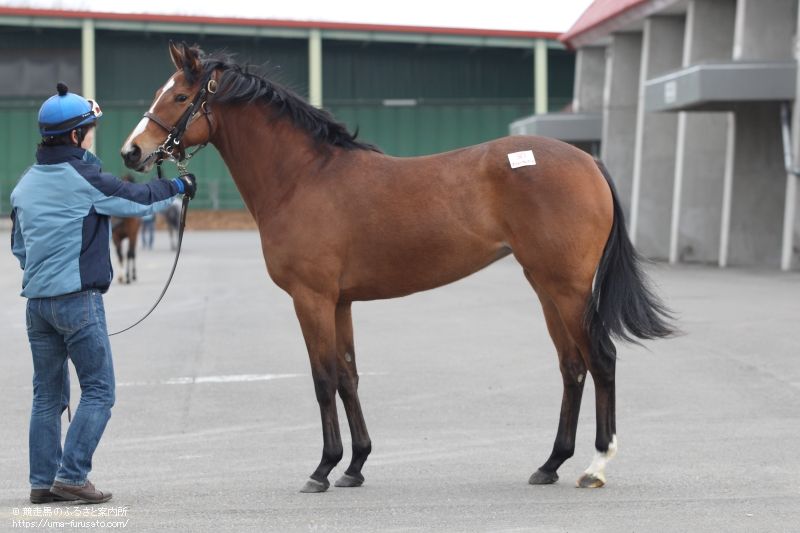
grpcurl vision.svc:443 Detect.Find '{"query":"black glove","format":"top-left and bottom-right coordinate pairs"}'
top-left (175, 174), bottom-right (197, 200)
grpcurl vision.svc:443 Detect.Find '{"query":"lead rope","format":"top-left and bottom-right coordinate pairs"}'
top-left (107, 76), bottom-right (215, 337)
top-left (108, 162), bottom-right (191, 336)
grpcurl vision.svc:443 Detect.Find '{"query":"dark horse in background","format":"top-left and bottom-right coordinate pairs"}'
top-left (121, 43), bottom-right (674, 493)
top-left (111, 174), bottom-right (142, 284)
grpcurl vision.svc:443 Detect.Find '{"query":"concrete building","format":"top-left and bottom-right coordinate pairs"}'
top-left (515, 0), bottom-right (800, 271)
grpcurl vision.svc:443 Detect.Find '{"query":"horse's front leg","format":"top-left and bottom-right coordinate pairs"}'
top-left (333, 302), bottom-right (372, 488)
top-left (293, 290), bottom-right (343, 493)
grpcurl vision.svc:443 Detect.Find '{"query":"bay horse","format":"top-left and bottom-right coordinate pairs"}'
top-left (112, 216), bottom-right (141, 284)
top-left (121, 43), bottom-right (674, 493)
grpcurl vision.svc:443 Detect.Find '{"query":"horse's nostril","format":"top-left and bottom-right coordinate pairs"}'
top-left (122, 145), bottom-right (143, 169)
top-left (127, 145), bottom-right (141, 161)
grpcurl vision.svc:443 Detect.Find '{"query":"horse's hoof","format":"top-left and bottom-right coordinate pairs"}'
top-left (334, 474), bottom-right (364, 488)
top-left (529, 469), bottom-right (558, 485)
top-left (576, 473), bottom-right (605, 488)
top-left (300, 478), bottom-right (329, 493)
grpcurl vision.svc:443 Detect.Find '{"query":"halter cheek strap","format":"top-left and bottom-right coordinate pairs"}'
top-left (146, 72), bottom-right (218, 166)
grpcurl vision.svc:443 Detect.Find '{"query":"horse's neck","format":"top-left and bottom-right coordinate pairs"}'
top-left (210, 103), bottom-right (324, 222)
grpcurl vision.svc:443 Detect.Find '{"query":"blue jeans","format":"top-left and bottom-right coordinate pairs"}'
top-left (26, 290), bottom-right (115, 489)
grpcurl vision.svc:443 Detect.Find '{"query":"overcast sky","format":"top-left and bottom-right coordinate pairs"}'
top-left (5, 0), bottom-right (595, 33)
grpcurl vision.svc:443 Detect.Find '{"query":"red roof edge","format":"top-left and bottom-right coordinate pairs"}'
top-left (559, 0), bottom-right (680, 50)
top-left (0, 7), bottom-right (561, 40)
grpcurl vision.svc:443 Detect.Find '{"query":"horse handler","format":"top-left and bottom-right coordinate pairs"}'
top-left (9, 83), bottom-right (197, 504)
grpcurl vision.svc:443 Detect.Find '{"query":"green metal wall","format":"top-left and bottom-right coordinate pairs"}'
top-left (324, 41), bottom-right (535, 100)
top-left (0, 28), bottom-right (81, 213)
top-left (0, 27), bottom-right (574, 213)
top-left (328, 104), bottom-right (531, 157)
top-left (322, 41), bottom-right (573, 156)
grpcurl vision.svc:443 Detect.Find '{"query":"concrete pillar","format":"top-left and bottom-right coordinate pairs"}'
top-left (792, 163), bottom-right (800, 268)
top-left (535, 39), bottom-right (548, 115)
top-left (733, 0), bottom-right (797, 61)
top-left (783, 97), bottom-right (799, 270)
top-left (308, 29), bottom-right (322, 108)
top-left (726, 102), bottom-right (787, 266)
top-left (572, 46), bottom-right (606, 113)
top-left (81, 18), bottom-right (95, 153)
top-left (629, 16), bottom-right (685, 258)
top-left (782, 3), bottom-right (800, 271)
top-left (600, 33), bottom-right (642, 219)
top-left (669, 0), bottom-right (737, 265)
top-left (719, 112), bottom-right (736, 267)
top-left (721, 0), bottom-right (798, 266)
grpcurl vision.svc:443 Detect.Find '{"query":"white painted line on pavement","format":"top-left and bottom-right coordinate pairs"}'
top-left (117, 373), bottom-right (303, 386)
top-left (116, 371), bottom-right (386, 387)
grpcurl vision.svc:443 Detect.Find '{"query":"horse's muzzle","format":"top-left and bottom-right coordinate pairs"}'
top-left (121, 144), bottom-right (159, 173)
top-left (121, 144), bottom-right (143, 170)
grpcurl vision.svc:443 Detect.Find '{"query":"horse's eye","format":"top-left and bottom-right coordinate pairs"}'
top-left (175, 94), bottom-right (188, 103)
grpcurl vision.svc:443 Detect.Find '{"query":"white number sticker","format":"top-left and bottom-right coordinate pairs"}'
top-left (508, 150), bottom-right (536, 168)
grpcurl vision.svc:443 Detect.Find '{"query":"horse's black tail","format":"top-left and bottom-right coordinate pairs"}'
top-left (585, 160), bottom-right (676, 361)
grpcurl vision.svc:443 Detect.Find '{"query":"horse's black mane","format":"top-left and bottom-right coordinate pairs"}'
top-left (182, 48), bottom-right (381, 153)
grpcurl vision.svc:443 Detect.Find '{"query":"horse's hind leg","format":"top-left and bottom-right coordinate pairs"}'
top-left (577, 331), bottom-right (616, 488)
top-left (332, 302), bottom-right (372, 488)
top-left (293, 289), bottom-right (344, 493)
top-left (526, 272), bottom-right (587, 485)
top-left (527, 272), bottom-right (618, 488)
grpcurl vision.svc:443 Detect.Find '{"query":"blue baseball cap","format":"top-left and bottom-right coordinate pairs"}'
top-left (38, 82), bottom-right (103, 135)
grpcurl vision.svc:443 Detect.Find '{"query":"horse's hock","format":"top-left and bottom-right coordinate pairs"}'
top-left (155, 209), bottom-right (257, 231)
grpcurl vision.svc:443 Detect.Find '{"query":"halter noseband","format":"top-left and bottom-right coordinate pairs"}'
top-left (145, 72), bottom-right (218, 174)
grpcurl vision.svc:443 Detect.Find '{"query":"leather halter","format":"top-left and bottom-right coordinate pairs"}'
top-left (145, 71), bottom-right (218, 166)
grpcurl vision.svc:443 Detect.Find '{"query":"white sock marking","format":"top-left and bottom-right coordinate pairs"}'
top-left (583, 434), bottom-right (617, 482)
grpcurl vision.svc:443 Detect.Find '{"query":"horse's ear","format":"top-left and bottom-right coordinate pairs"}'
top-left (169, 41), bottom-right (182, 71)
top-left (181, 41), bottom-right (202, 76)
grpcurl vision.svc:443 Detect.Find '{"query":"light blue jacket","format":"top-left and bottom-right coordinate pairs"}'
top-left (11, 145), bottom-right (182, 298)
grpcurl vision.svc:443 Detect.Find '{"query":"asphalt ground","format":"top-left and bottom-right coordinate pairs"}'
top-left (0, 229), bottom-right (798, 532)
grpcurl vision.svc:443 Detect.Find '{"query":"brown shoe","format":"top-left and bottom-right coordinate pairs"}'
top-left (50, 480), bottom-right (112, 503)
top-left (30, 489), bottom-right (78, 504)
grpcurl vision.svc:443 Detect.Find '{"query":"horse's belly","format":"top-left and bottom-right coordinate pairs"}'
top-left (338, 240), bottom-right (512, 301)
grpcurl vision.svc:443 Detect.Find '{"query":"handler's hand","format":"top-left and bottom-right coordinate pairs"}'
top-left (177, 174), bottom-right (197, 200)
